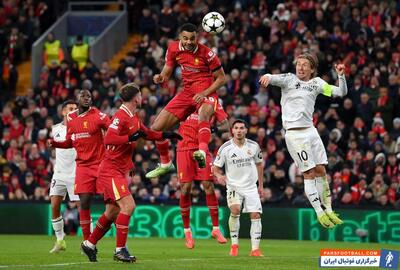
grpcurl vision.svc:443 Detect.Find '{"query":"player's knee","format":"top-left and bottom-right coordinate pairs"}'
top-left (250, 212), bottom-right (261, 219)
top-left (303, 168), bottom-right (316, 179)
top-left (230, 206), bottom-right (240, 216)
top-left (202, 181), bottom-right (214, 194)
top-left (315, 165), bottom-right (326, 177)
top-left (181, 183), bottom-right (192, 195)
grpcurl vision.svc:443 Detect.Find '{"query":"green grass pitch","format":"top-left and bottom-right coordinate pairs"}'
top-left (0, 235), bottom-right (398, 270)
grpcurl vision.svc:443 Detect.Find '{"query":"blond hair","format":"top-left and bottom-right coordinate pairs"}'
top-left (295, 53), bottom-right (318, 77)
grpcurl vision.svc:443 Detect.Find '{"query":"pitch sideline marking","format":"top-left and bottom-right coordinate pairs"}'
top-left (0, 256), bottom-right (319, 268)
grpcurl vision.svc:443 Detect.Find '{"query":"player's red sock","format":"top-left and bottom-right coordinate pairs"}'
top-left (198, 121), bottom-right (211, 153)
top-left (79, 209), bottom-right (91, 240)
top-left (88, 213), bottom-right (113, 245)
top-left (180, 193), bottom-right (191, 229)
top-left (156, 139), bottom-right (171, 164)
top-left (115, 213), bottom-right (131, 248)
top-left (206, 193), bottom-right (219, 227)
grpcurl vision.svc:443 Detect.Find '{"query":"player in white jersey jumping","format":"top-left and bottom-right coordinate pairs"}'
top-left (49, 100), bottom-right (79, 253)
top-left (213, 119), bottom-right (264, 257)
top-left (259, 53), bottom-right (347, 229)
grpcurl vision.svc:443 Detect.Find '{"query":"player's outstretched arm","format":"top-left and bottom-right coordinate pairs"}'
top-left (321, 64), bottom-right (348, 98)
top-left (48, 137), bottom-right (73, 149)
top-left (140, 123), bottom-right (182, 141)
top-left (153, 65), bottom-right (173, 84)
top-left (259, 73), bottom-right (290, 88)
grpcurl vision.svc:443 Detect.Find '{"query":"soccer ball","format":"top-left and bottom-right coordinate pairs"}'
top-left (202, 12), bottom-right (225, 34)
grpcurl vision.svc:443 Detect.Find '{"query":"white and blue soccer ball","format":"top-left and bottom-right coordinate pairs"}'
top-left (202, 12), bottom-right (225, 34)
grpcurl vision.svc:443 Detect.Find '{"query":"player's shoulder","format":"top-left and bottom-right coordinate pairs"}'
top-left (219, 139), bottom-right (233, 153)
top-left (246, 139), bottom-right (260, 148)
top-left (92, 107), bottom-right (108, 120)
top-left (67, 109), bottom-right (79, 121)
top-left (52, 122), bottom-right (64, 131)
top-left (167, 40), bottom-right (180, 51)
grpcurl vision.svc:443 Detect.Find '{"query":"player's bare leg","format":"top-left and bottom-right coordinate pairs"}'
top-left (202, 181), bottom-right (227, 244)
top-left (82, 202), bottom-right (120, 262)
top-left (194, 103), bottom-right (214, 168)
top-left (146, 109), bottom-right (179, 178)
top-left (50, 195), bottom-right (66, 253)
top-left (78, 193), bottom-right (94, 240)
top-left (249, 212), bottom-right (263, 257)
top-left (228, 204), bottom-right (240, 256)
top-left (303, 169), bottom-right (335, 229)
top-left (180, 182), bottom-right (194, 249)
top-left (114, 195), bottom-right (136, 263)
top-left (315, 165), bottom-right (343, 225)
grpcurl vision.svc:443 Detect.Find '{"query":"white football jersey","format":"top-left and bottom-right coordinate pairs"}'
top-left (214, 139), bottom-right (263, 190)
top-left (52, 123), bottom-right (76, 183)
top-left (267, 73), bottom-right (347, 129)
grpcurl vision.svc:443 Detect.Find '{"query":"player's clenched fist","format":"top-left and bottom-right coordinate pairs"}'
top-left (153, 74), bottom-right (165, 84)
top-left (258, 74), bottom-right (270, 87)
top-left (47, 139), bottom-right (54, 148)
top-left (334, 64), bottom-right (345, 76)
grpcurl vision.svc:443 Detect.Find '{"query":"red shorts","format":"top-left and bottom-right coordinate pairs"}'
top-left (75, 165), bottom-right (102, 194)
top-left (165, 90), bottom-right (218, 121)
top-left (177, 150), bottom-right (213, 182)
top-left (98, 167), bottom-right (131, 202)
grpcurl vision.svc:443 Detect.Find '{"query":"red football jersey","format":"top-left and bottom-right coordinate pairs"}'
top-left (165, 41), bottom-right (222, 93)
top-left (101, 105), bottom-right (141, 174)
top-left (66, 107), bottom-right (111, 166)
top-left (177, 102), bottom-right (227, 151)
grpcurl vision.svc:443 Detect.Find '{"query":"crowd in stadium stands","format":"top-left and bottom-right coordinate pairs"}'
top-left (0, 0), bottom-right (399, 209)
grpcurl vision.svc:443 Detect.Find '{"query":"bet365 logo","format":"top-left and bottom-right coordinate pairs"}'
top-left (298, 209), bottom-right (400, 243)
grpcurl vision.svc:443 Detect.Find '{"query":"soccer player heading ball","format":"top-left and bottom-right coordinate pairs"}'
top-left (259, 53), bottom-right (347, 229)
top-left (146, 23), bottom-right (226, 179)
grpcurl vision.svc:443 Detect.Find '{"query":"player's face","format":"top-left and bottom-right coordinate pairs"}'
top-left (296, 58), bottom-right (314, 81)
top-left (232, 123), bottom-right (247, 139)
top-left (78, 90), bottom-right (92, 108)
top-left (62, 103), bottom-right (77, 117)
top-left (179, 31), bottom-right (197, 51)
top-left (134, 92), bottom-right (142, 107)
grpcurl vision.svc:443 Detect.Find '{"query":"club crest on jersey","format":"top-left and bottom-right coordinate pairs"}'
top-left (109, 118), bottom-right (119, 130)
top-left (194, 58), bottom-right (199, 65)
top-left (121, 185), bottom-right (126, 192)
top-left (83, 121), bottom-right (88, 129)
top-left (247, 150), bottom-right (252, 156)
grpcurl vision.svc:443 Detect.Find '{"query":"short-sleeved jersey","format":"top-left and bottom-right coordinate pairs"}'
top-left (268, 73), bottom-right (331, 130)
top-left (213, 139), bottom-right (263, 190)
top-left (67, 107), bottom-right (110, 166)
top-left (52, 122), bottom-right (76, 182)
top-left (165, 41), bottom-right (222, 92)
top-left (102, 104), bottom-right (141, 174)
top-left (177, 102), bottom-right (227, 151)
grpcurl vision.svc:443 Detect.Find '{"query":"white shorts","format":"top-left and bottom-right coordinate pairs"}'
top-left (226, 187), bottom-right (262, 213)
top-left (284, 126), bottom-right (328, 172)
top-left (49, 178), bottom-right (79, 201)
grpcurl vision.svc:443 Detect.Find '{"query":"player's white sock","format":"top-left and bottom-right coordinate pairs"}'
top-left (52, 216), bottom-right (65, 241)
top-left (212, 226), bottom-right (220, 231)
top-left (315, 176), bottom-right (333, 213)
top-left (184, 228), bottom-right (191, 233)
top-left (161, 161), bottom-right (172, 168)
top-left (250, 218), bottom-right (262, 251)
top-left (304, 179), bottom-right (324, 216)
top-left (229, 214), bottom-right (240, 245)
top-left (90, 219), bottom-right (94, 233)
top-left (84, 240), bottom-right (95, 249)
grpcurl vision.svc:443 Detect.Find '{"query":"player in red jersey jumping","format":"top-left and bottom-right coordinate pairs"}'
top-left (48, 89), bottom-right (111, 241)
top-left (177, 101), bottom-right (229, 249)
top-left (80, 83), bottom-right (181, 263)
top-left (146, 23), bottom-right (226, 179)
